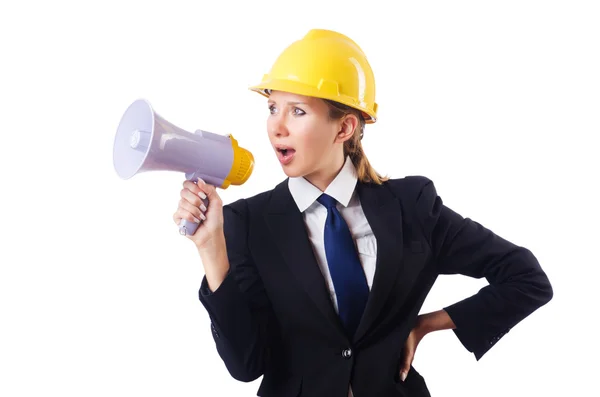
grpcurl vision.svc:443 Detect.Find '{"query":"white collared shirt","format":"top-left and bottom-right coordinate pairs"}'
top-left (287, 156), bottom-right (378, 320)
top-left (288, 157), bottom-right (377, 397)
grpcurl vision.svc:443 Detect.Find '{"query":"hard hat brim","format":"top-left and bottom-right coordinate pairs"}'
top-left (249, 78), bottom-right (377, 124)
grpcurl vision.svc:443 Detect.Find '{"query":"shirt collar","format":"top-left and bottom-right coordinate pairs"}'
top-left (288, 156), bottom-right (358, 212)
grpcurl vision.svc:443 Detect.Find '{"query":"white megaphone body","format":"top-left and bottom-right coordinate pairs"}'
top-left (113, 99), bottom-right (254, 236)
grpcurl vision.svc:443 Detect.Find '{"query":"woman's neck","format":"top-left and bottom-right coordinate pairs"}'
top-left (304, 153), bottom-right (345, 192)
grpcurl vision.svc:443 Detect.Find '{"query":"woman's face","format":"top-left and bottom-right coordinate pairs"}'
top-left (267, 90), bottom-right (347, 181)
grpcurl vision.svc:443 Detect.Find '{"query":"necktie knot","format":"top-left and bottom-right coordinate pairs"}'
top-left (317, 193), bottom-right (338, 209)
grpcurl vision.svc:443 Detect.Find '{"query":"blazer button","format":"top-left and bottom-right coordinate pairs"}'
top-left (342, 348), bottom-right (352, 359)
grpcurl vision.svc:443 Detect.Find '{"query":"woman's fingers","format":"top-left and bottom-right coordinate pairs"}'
top-left (175, 178), bottom-right (225, 243)
top-left (399, 328), bottom-right (420, 382)
top-left (399, 346), bottom-right (413, 382)
top-left (173, 207), bottom-right (199, 225)
top-left (192, 179), bottom-right (223, 219)
top-left (173, 183), bottom-right (209, 226)
top-left (181, 198), bottom-right (206, 222)
top-left (182, 178), bottom-right (220, 209)
top-left (399, 324), bottom-right (428, 382)
top-left (173, 199), bottom-right (205, 223)
top-left (196, 178), bottom-right (220, 202)
top-left (184, 181), bottom-right (205, 198)
top-left (180, 186), bottom-right (207, 212)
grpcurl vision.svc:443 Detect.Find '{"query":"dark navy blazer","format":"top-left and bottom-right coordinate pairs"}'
top-left (198, 175), bottom-right (553, 397)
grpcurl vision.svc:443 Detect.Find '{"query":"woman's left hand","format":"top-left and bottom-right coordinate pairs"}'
top-left (399, 316), bottom-right (428, 382)
top-left (398, 309), bottom-right (456, 382)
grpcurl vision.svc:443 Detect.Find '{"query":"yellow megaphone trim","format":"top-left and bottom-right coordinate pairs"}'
top-left (221, 134), bottom-right (255, 189)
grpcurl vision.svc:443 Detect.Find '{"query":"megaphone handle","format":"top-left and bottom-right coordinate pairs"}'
top-left (178, 196), bottom-right (209, 236)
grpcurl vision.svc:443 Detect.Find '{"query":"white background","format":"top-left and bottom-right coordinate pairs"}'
top-left (1, 1), bottom-right (598, 396)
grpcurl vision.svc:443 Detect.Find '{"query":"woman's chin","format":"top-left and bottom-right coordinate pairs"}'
top-left (280, 162), bottom-right (304, 178)
top-left (282, 167), bottom-right (301, 178)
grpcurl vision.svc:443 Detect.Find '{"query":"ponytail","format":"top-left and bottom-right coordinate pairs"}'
top-left (324, 100), bottom-right (389, 184)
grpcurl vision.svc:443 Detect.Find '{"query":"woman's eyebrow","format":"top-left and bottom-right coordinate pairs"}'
top-left (287, 101), bottom-right (307, 105)
top-left (268, 100), bottom-right (308, 106)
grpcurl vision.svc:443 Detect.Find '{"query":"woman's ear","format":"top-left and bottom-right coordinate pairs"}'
top-left (335, 114), bottom-right (358, 143)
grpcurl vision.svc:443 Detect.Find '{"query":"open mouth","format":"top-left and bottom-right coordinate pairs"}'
top-left (275, 145), bottom-right (296, 164)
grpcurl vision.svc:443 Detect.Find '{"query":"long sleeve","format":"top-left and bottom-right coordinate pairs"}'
top-left (413, 176), bottom-right (553, 360)
top-left (198, 199), bottom-right (274, 382)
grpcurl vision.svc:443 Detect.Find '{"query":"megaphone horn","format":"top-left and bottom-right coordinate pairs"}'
top-left (113, 99), bottom-right (254, 236)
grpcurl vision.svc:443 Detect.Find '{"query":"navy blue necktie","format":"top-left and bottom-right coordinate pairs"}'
top-left (317, 193), bottom-right (369, 337)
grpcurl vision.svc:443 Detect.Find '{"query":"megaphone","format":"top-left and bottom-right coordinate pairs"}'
top-left (113, 98), bottom-right (254, 236)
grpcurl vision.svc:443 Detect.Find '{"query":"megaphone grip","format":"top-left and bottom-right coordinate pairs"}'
top-left (178, 196), bottom-right (209, 236)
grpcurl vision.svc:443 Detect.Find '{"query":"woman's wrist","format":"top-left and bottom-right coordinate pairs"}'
top-left (195, 226), bottom-right (226, 254)
top-left (417, 309), bottom-right (456, 335)
top-left (197, 232), bottom-right (230, 292)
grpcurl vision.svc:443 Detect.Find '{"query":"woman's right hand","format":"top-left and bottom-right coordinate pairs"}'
top-left (173, 178), bottom-right (224, 250)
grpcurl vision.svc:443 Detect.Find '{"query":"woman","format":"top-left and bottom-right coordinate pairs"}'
top-left (172, 29), bottom-right (553, 397)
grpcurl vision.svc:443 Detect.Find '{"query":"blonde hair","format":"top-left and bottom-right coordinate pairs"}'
top-left (324, 99), bottom-right (389, 184)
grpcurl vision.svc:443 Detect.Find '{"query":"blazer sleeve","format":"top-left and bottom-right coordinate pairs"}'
top-left (412, 176), bottom-right (553, 360)
top-left (198, 198), bottom-right (274, 382)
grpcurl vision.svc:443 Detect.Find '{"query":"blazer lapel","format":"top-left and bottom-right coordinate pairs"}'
top-left (263, 179), bottom-right (422, 344)
top-left (353, 182), bottom-right (405, 343)
top-left (264, 180), bottom-right (345, 335)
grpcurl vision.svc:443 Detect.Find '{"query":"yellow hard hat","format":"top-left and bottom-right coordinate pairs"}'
top-left (249, 29), bottom-right (378, 123)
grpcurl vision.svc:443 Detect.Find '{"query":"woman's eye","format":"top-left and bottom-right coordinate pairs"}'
top-left (293, 107), bottom-right (305, 116)
top-left (268, 105), bottom-right (277, 114)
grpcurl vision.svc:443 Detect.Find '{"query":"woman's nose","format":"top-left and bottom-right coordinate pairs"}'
top-left (268, 116), bottom-right (289, 137)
